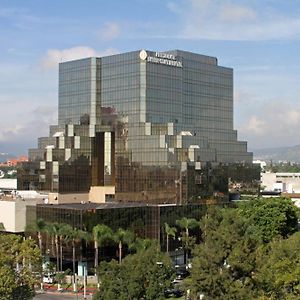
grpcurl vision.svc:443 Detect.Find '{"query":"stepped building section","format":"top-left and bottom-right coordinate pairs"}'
top-left (18, 50), bottom-right (254, 204)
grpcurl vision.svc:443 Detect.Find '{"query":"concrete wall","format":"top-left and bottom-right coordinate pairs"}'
top-left (48, 192), bottom-right (89, 204)
top-left (89, 186), bottom-right (115, 203)
top-left (0, 178), bottom-right (17, 190)
top-left (48, 188), bottom-right (116, 204)
top-left (0, 200), bottom-right (26, 232)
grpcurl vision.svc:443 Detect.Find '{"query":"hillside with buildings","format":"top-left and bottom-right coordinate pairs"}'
top-left (254, 144), bottom-right (300, 162)
top-left (0, 152), bottom-right (16, 163)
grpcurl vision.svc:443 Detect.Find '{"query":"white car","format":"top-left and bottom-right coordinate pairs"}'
top-left (43, 274), bottom-right (55, 284)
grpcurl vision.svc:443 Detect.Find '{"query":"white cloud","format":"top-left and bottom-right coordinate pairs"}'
top-left (166, 2), bottom-right (181, 14)
top-left (242, 116), bottom-right (266, 135)
top-left (167, 0), bottom-right (300, 41)
top-left (0, 104), bottom-right (57, 154)
top-left (278, 110), bottom-right (300, 126)
top-left (238, 100), bottom-right (300, 148)
top-left (39, 46), bottom-right (119, 70)
top-left (234, 89), bottom-right (257, 104)
top-left (0, 125), bottom-right (24, 142)
top-left (0, 7), bottom-right (30, 18)
top-left (32, 105), bottom-right (57, 124)
top-left (97, 22), bottom-right (120, 40)
top-left (219, 3), bottom-right (256, 23)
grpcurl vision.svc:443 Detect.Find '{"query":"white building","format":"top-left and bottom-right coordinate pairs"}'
top-left (0, 178), bottom-right (17, 193)
top-left (261, 172), bottom-right (300, 193)
top-left (253, 160), bottom-right (267, 170)
top-left (0, 198), bottom-right (37, 233)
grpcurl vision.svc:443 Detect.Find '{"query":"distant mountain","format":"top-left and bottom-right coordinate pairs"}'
top-left (0, 153), bottom-right (16, 163)
top-left (253, 145), bottom-right (300, 162)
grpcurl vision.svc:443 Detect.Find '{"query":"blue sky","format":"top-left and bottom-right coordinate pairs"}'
top-left (1, 0), bottom-right (300, 155)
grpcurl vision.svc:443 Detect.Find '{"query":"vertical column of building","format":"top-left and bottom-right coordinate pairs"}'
top-left (90, 57), bottom-right (96, 125)
top-left (92, 132), bottom-right (104, 186)
top-left (111, 132), bottom-right (115, 185)
top-left (140, 59), bottom-right (146, 123)
top-left (104, 132), bottom-right (111, 185)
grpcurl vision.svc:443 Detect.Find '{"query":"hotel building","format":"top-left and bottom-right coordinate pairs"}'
top-left (18, 50), bottom-right (254, 205)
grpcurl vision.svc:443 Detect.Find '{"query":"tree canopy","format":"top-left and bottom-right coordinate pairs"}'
top-left (94, 243), bottom-right (175, 300)
top-left (256, 232), bottom-right (300, 299)
top-left (238, 197), bottom-right (298, 243)
top-left (189, 198), bottom-right (300, 300)
top-left (0, 234), bottom-right (41, 300)
top-left (3, 197), bottom-right (297, 299)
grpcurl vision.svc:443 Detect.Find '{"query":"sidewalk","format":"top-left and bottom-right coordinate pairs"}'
top-left (34, 291), bottom-right (93, 299)
top-left (35, 284), bottom-right (96, 298)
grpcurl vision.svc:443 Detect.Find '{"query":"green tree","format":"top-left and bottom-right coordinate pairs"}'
top-left (176, 217), bottom-right (199, 263)
top-left (130, 237), bottom-right (156, 252)
top-left (0, 222), bottom-right (5, 231)
top-left (176, 217), bottom-right (199, 238)
top-left (92, 224), bottom-right (113, 287)
top-left (26, 218), bottom-right (46, 253)
top-left (63, 225), bottom-right (90, 291)
top-left (113, 228), bottom-right (134, 264)
top-left (94, 243), bottom-right (174, 300)
top-left (190, 207), bottom-right (258, 300)
top-left (256, 232), bottom-right (300, 299)
top-left (44, 261), bottom-right (56, 276)
top-left (55, 268), bottom-right (71, 291)
top-left (46, 222), bottom-right (62, 272)
top-left (0, 234), bottom-right (42, 299)
top-left (25, 218), bottom-right (47, 290)
top-left (185, 198), bottom-right (300, 299)
top-left (73, 228), bottom-right (89, 274)
top-left (58, 223), bottom-right (74, 272)
top-left (164, 222), bottom-right (177, 254)
top-left (238, 197), bottom-right (299, 243)
top-left (0, 266), bottom-right (16, 300)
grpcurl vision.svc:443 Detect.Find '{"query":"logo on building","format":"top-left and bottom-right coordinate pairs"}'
top-left (139, 50), bottom-right (183, 68)
top-left (139, 50), bottom-right (148, 60)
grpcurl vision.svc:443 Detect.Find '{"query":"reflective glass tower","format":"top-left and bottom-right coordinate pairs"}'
top-left (18, 50), bottom-right (254, 204)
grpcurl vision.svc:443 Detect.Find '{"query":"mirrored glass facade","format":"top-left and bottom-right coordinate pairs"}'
top-left (18, 50), bottom-right (255, 203)
top-left (34, 202), bottom-right (211, 254)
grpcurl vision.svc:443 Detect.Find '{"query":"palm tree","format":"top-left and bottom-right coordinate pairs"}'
top-left (0, 222), bottom-right (5, 231)
top-left (176, 217), bottom-right (199, 237)
top-left (113, 228), bottom-right (134, 264)
top-left (57, 223), bottom-right (72, 272)
top-left (164, 223), bottom-right (177, 254)
top-left (176, 217), bottom-right (199, 263)
top-left (63, 226), bottom-right (89, 275)
top-left (26, 218), bottom-right (47, 290)
top-left (26, 218), bottom-right (46, 254)
top-left (57, 224), bottom-right (72, 269)
top-left (131, 237), bottom-right (157, 252)
top-left (92, 224), bottom-right (113, 286)
top-left (62, 225), bottom-right (86, 292)
top-left (46, 222), bottom-right (62, 272)
top-left (80, 229), bottom-right (92, 260)
top-left (55, 268), bottom-right (71, 291)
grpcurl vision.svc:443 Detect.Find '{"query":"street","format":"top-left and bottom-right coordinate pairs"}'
top-left (34, 292), bottom-right (93, 300)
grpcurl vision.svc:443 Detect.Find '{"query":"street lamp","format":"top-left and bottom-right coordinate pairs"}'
top-left (76, 278), bottom-right (79, 300)
top-left (83, 265), bottom-right (87, 300)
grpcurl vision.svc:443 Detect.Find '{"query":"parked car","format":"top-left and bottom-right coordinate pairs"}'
top-left (175, 267), bottom-right (190, 280)
top-left (164, 287), bottom-right (184, 298)
top-left (43, 273), bottom-right (56, 284)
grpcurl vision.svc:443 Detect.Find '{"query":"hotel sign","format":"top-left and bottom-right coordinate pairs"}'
top-left (139, 50), bottom-right (183, 68)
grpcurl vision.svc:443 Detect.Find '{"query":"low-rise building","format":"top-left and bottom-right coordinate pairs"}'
top-left (261, 172), bottom-right (300, 193)
top-left (0, 198), bottom-right (37, 232)
top-left (0, 178), bottom-right (17, 194)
